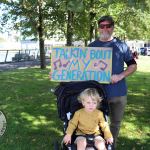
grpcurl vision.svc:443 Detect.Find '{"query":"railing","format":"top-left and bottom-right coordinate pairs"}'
top-left (0, 49), bottom-right (50, 63)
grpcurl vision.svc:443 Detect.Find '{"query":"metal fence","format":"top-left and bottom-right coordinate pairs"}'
top-left (0, 49), bottom-right (50, 63)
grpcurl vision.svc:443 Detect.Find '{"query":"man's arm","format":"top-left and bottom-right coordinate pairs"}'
top-left (111, 64), bottom-right (137, 84)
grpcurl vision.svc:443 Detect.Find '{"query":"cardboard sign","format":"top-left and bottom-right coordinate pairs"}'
top-left (51, 47), bottom-right (112, 83)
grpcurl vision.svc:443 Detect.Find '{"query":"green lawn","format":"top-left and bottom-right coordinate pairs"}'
top-left (0, 56), bottom-right (150, 150)
top-left (118, 56), bottom-right (150, 150)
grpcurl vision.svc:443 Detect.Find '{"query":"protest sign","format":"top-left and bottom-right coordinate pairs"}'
top-left (51, 47), bottom-right (112, 83)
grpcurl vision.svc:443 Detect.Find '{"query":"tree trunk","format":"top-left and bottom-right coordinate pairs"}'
top-left (66, 10), bottom-right (74, 46)
top-left (89, 0), bottom-right (96, 42)
top-left (38, 2), bottom-right (46, 69)
top-left (84, 39), bottom-right (88, 46)
top-left (89, 12), bottom-right (96, 42)
top-left (89, 23), bottom-right (94, 42)
top-left (39, 32), bottom-right (45, 69)
top-left (95, 27), bottom-right (98, 39)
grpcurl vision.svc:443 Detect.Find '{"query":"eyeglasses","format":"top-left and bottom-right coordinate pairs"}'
top-left (99, 24), bottom-right (113, 29)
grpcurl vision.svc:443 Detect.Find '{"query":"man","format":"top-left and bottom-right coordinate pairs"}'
top-left (88, 15), bottom-right (137, 149)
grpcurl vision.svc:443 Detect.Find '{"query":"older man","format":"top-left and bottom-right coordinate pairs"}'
top-left (89, 15), bottom-right (137, 149)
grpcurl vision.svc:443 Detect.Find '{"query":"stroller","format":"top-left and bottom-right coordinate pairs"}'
top-left (53, 80), bottom-right (114, 150)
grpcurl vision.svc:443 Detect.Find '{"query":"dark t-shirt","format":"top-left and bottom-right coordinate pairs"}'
top-left (88, 38), bottom-right (133, 99)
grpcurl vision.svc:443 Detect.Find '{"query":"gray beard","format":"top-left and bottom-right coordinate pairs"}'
top-left (100, 33), bottom-right (112, 41)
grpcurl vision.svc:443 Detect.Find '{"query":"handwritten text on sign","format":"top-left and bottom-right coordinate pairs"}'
top-left (51, 47), bottom-right (112, 83)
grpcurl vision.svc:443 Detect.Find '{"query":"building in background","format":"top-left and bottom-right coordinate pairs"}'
top-left (126, 40), bottom-right (145, 53)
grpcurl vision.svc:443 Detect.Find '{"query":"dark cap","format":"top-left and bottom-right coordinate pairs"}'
top-left (98, 15), bottom-right (114, 26)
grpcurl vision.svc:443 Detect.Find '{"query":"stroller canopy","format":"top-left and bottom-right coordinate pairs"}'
top-left (54, 80), bottom-right (107, 121)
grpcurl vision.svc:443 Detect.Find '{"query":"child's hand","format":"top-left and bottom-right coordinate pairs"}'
top-left (63, 134), bottom-right (71, 145)
top-left (106, 137), bottom-right (113, 144)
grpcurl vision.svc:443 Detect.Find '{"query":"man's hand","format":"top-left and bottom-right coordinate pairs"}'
top-left (111, 74), bottom-right (124, 84)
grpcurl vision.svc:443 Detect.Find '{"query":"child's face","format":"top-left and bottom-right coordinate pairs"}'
top-left (82, 96), bottom-right (98, 112)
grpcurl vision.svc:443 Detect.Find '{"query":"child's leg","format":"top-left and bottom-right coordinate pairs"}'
top-left (75, 136), bottom-right (87, 150)
top-left (94, 136), bottom-right (106, 150)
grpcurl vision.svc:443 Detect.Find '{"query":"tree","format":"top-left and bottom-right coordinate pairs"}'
top-left (72, 0), bottom-right (150, 43)
top-left (104, 0), bottom-right (150, 40)
top-left (49, 0), bottom-right (84, 46)
top-left (0, 0), bottom-right (54, 69)
top-left (1, 0), bottom-right (150, 61)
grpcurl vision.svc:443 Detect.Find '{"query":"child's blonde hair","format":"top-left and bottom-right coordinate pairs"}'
top-left (78, 88), bottom-right (102, 104)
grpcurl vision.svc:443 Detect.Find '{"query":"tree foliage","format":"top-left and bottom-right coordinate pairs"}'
top-left (0, 0), bottom-right (150, 68)
top-left (1, 0), bottom-right (150, 40)
top-left (1, 0), bottom-right (55, 69)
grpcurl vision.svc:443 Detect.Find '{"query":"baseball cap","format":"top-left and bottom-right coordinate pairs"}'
top-left (98, 15), bottom-right (115, 26)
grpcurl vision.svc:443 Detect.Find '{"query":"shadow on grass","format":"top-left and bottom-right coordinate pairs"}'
top-left (0, 69), bottom-right (149, 149)
top-left (0, 68), bottom-right (62, 150)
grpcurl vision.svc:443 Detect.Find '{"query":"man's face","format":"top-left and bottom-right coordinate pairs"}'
top-left (98, 21), bottom-right (114, 41)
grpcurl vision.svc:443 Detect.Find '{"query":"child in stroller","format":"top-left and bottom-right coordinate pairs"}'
top-left (63, 88), bottom-right (113, 150)
top-left (54, 81), bottom-right (114, 150)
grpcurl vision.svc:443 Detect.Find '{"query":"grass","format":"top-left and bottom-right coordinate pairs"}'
top-left (0, 69), bottom-right (62, 150)
top-left (0, 55), bottom-right (150, 150)
top-left (118, 56), bottom-right (150, 150)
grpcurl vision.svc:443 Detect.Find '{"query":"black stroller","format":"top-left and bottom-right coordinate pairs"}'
top-left (53, 80), bottom-right (114, 150)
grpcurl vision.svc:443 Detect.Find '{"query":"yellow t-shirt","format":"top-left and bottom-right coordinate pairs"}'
top-left (66, 108), bottom-right (112, 139)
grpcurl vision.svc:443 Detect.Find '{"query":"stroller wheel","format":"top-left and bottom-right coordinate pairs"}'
top-left (60, 142), bottom-right (68, 150)
top-left (54, 141), bottom-right (59, 150)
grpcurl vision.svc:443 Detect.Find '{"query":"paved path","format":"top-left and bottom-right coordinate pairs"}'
top-left (0, 59), bottom-right (50, 72)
